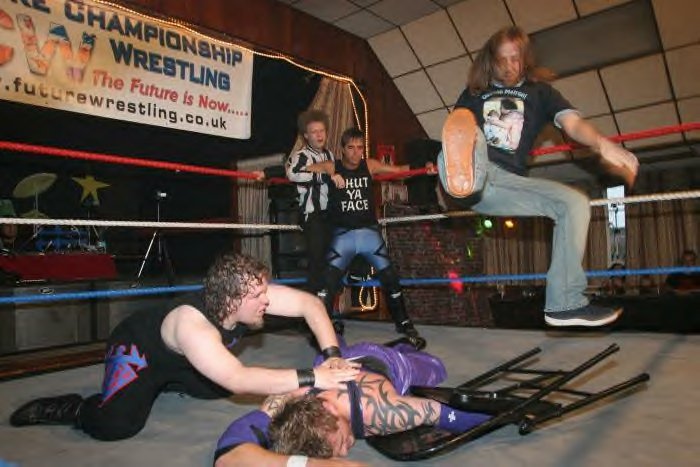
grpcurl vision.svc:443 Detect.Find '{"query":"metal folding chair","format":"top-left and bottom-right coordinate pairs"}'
top-left (366, 344), bottom-right (650, 461)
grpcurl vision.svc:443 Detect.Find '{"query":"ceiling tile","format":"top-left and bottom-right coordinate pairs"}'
top-left (394, 70), bottom-right (444, 113)
top-left (402, 10), bottom-right (466, 66)
top-left (552, 71), bottom-right (610, 117)
top-left (665, 44), bottom-right (700, 99)
top-left (600, 54), bottom-right (671, 111)
top-left (575, 0), bottom-right (633, 16)
top-left (425, 56), bottom-right (471, 106)
top-left (677, 97), bottom-right (700, 140)
top-left (505, 0), bottom-right (577, 33)
top-left (417, 108), bottom-right (450, 140)
top-left (643, 156), bottom-right (700, 173)
top-left (449, 0), bottom-right (512, 52)
top-left (336, 10), bottom-right (394, 38)
top-left (434, 0), bottom-right (463, 6)
top-left (531, 123), bottom-right (569, 164)
top-left (350, 0), bottom-right (381, 6)
top-left (587, 114), bottom-right (620, 138)
top-left (368, 28), bottom-right (421, 77)
top-left (293, 0), bottom-right (360, 22)
top-left (615, 102), bottom-right (681, 149)
top-left (652, 0), bottom-right (700, 49)
top-left (369, 0), bottom-right (441, 26)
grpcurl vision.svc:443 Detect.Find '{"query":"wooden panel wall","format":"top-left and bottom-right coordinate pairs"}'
top-left (124, 0), bottom-right (427, 162)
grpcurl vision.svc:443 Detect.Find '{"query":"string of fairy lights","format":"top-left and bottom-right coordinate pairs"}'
top-left (96, 0), bottom-right (370, 156)
top-left (93, 0), bottom-right (375, 309)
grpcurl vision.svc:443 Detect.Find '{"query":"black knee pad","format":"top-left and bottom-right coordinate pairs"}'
top-left (376, 266), bottom-right (401, 296)
top-left (324, 266), bottom-right (345, 295)
top-left (317, 266), bottom-right (345, 312)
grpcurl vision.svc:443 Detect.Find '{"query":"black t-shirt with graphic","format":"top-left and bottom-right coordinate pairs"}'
top-left (328, 159), bottom-right (376, 229)
top-left (455, 81), bottom-right (574, 175)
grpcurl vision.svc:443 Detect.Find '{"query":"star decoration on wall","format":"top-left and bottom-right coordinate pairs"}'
top-left (72, 175), bottom-right (110, 205)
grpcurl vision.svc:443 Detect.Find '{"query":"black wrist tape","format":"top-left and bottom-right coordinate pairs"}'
top-left (296, 368), bottom-right (315, 387)
top-left (321, 346), bottom-right (342, 360)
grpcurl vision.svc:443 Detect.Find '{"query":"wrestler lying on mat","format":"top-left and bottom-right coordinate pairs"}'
top-left (214, 341), bottom-right (491, 466)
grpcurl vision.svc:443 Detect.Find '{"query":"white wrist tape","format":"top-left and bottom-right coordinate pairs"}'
top-left (287, 455), bottom-right (309, 467)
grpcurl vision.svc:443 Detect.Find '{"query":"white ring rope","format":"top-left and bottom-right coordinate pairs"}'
top-left (587, 190), bottom-right (700, 207)
top-left (380, 189), bottom-right (700, 225)
top-left (1, 218), bottom-right (302, 231)
top-left (2, 190), bottom-right (697, 230)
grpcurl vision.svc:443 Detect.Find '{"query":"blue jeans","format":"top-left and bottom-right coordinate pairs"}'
top-left (438, 134), bottom-right (591, 313)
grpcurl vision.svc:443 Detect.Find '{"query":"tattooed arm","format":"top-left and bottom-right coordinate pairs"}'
top-left (352, 373), bottom-right (441, 436)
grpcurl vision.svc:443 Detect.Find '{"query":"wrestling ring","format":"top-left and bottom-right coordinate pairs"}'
top-left (0, 122), bottom-right (698, 466)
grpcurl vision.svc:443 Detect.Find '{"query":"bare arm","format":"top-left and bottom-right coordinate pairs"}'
top-left (559, 113), bottom-right (639, 187)
top-left (366, 158), bottom-right (435, 176)
top-left (306, 161), bottom-right (345, 188)
top-left (265, 284), bottom-right (341, 353)
top-left (305, 160), bottom-right (336, 175)
top-left (173, 307), bottom-right (357, 393)
top-left (366, 158), bottom-right (409, 175)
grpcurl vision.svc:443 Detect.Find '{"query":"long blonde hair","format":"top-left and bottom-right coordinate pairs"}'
top-left (468, 26), bottom-right (555, 94)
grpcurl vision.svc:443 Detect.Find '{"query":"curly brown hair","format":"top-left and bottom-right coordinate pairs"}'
top-left (468, 25), bottom-right (555, 94)
top-left (202, 253), bottom-right (269, 327)
top-left (268, 395), bottom-right (338, 458)
top-left (297, 109), bottom-right (329, 135)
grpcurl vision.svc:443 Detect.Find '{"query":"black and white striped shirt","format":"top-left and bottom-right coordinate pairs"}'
top-left (285, 145), bottom-right (335, 218)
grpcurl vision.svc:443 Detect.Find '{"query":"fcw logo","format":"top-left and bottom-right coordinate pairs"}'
top-left (0, 8), bottom-right (95, 82)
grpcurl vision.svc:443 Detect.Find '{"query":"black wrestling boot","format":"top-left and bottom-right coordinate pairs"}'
top-left (10, 394), bottom-right (84, 427)
top-left (385, 290), bottom-right (427, 350)
top-left (398, 321), bottom-right (427, 350)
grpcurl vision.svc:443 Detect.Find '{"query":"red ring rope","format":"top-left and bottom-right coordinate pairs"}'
top-left (1, 122), bottom-right (698, 182)
top-left (0, 141), bottom-right (258, 180)
top-left (376, 121), bottom-right (700, 180)
top-left (529, 122), bottom-right (700, 156)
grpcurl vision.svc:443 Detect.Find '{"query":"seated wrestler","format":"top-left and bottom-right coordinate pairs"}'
top-left (214, 342), bottom-right (491, 465)
top-left (303, 128), bottom-right (436, 349)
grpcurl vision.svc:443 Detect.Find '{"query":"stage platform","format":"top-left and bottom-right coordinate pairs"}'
top-left (0, 321), bottom-right (697, 466)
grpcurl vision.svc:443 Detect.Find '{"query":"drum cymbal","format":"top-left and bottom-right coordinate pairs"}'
top-left (13, 173), bottom-right (57, 198)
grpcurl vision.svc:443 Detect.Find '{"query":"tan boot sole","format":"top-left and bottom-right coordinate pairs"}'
top-left (442, 108), bottom-right (477, 198)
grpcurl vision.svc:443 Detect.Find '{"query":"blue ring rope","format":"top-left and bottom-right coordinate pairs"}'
top-left (0, 266), bottom-right (697, 305)
top-left (355, 266), bottom-right (700, 287)
top-left (0, 285), bottom-right (203, 305)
